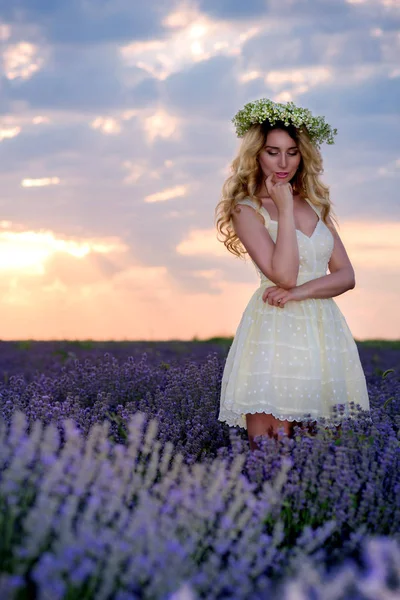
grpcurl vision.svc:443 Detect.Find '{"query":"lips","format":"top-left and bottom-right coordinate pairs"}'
top-left (276, 172), bottom-right (289, 177)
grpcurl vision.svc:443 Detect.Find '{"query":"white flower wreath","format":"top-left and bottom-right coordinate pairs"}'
top-left (232, 98), bottom-right (337, 147)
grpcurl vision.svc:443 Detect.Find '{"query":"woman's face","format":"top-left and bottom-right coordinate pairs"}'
top-left (258, 128), bottom-right (302, 184)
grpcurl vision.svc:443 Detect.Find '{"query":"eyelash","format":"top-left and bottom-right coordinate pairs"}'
top-left (267, 151), bottom-right (298, 156)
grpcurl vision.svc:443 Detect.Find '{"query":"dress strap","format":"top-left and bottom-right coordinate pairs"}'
top-left (304, 197), bottom-right (322, 218)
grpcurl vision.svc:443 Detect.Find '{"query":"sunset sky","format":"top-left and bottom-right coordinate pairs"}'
top-left (0, 0), bottom-right (399, 341)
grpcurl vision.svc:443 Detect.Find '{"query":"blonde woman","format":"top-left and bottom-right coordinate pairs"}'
top-left (215, 99), bottom-right (371, 451)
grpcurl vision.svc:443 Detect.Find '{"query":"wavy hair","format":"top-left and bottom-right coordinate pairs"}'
top-left (215, 120), bottom-right (339, 259)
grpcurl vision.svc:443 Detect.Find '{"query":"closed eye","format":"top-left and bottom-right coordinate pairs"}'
top-left (267, 151), bottom-right (299, 156)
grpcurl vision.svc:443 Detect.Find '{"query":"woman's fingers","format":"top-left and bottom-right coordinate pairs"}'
top-left (263, 290), bottom-right (285, 307)
top-left (265, 173), bottom-right (274, 195)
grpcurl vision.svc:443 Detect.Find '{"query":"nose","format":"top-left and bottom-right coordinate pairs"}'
top-left (278, 153), bottom-right (287, 169)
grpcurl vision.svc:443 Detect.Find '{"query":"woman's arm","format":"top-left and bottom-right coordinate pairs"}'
top-left (272, 205), bottom-right (300, 288)
top-left (295, 269), bottom-right (355, 300)
top-left (232, 205), bottom-right (299, 289)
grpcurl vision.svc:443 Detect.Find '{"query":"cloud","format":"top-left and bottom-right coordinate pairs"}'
top-left (196, 0), bottom-right (270, 20)
top-left (164, 54), bottom-right (238, 118)
top-left (197, 0), bottom-right (360, 27)
top-left (241, 27), bottom-right (385, 70)
top-left (2, 0), bottom-right (176, 44)
top-left (42, 249), bottom-right (126, 286)
top-left (300, 72), bottom-right (400, 116)
top-left (0, 0), bottom-right (399, 340)
top-left (7, 44), bottom-right (128, 110)
top-left (0, 120), bottom-right (100, 174)
top-left (119, 11), bottom-right (261, 81)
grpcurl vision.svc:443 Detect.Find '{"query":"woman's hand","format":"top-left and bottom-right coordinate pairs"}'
top-left (265, 173), bottom-right (293, 214)
top-left (262, 285), bottom-right (308, 307)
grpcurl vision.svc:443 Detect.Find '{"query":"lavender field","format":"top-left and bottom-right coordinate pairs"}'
top-left (0, 339), bottom-right (399, 600)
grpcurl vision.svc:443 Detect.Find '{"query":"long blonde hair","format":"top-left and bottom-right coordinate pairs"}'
top-left (215, 120), bottom-right (339, 259)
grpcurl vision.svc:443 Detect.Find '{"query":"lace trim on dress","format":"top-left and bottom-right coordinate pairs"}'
top-left (220, 408), bottom-right (373, 429)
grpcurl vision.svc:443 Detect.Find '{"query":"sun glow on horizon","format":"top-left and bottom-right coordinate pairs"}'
top-left (0, 227), bottom-right (129, 274)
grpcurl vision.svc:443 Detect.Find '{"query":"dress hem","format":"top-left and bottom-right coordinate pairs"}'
top-left (218, 408), bottom-right (373, 430)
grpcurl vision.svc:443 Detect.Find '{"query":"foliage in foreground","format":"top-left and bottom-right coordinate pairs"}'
top-left (0, 345), bottom-right (399, 598)
top-left (0, 404), bottom-right (399, 599)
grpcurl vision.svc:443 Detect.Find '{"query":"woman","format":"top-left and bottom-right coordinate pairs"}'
top-left (215, 99), bottom-right (371, 451)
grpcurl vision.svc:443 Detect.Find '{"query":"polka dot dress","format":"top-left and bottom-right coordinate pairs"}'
top-left (218, 197), bottom-right (371, 430)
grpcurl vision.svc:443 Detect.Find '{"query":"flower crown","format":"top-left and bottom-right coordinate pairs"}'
top-left (232, 98), bottom-right (337, 147)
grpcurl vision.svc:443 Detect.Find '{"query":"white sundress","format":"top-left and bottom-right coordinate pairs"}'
top-left (218, 196), bottom-right (371, 430)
